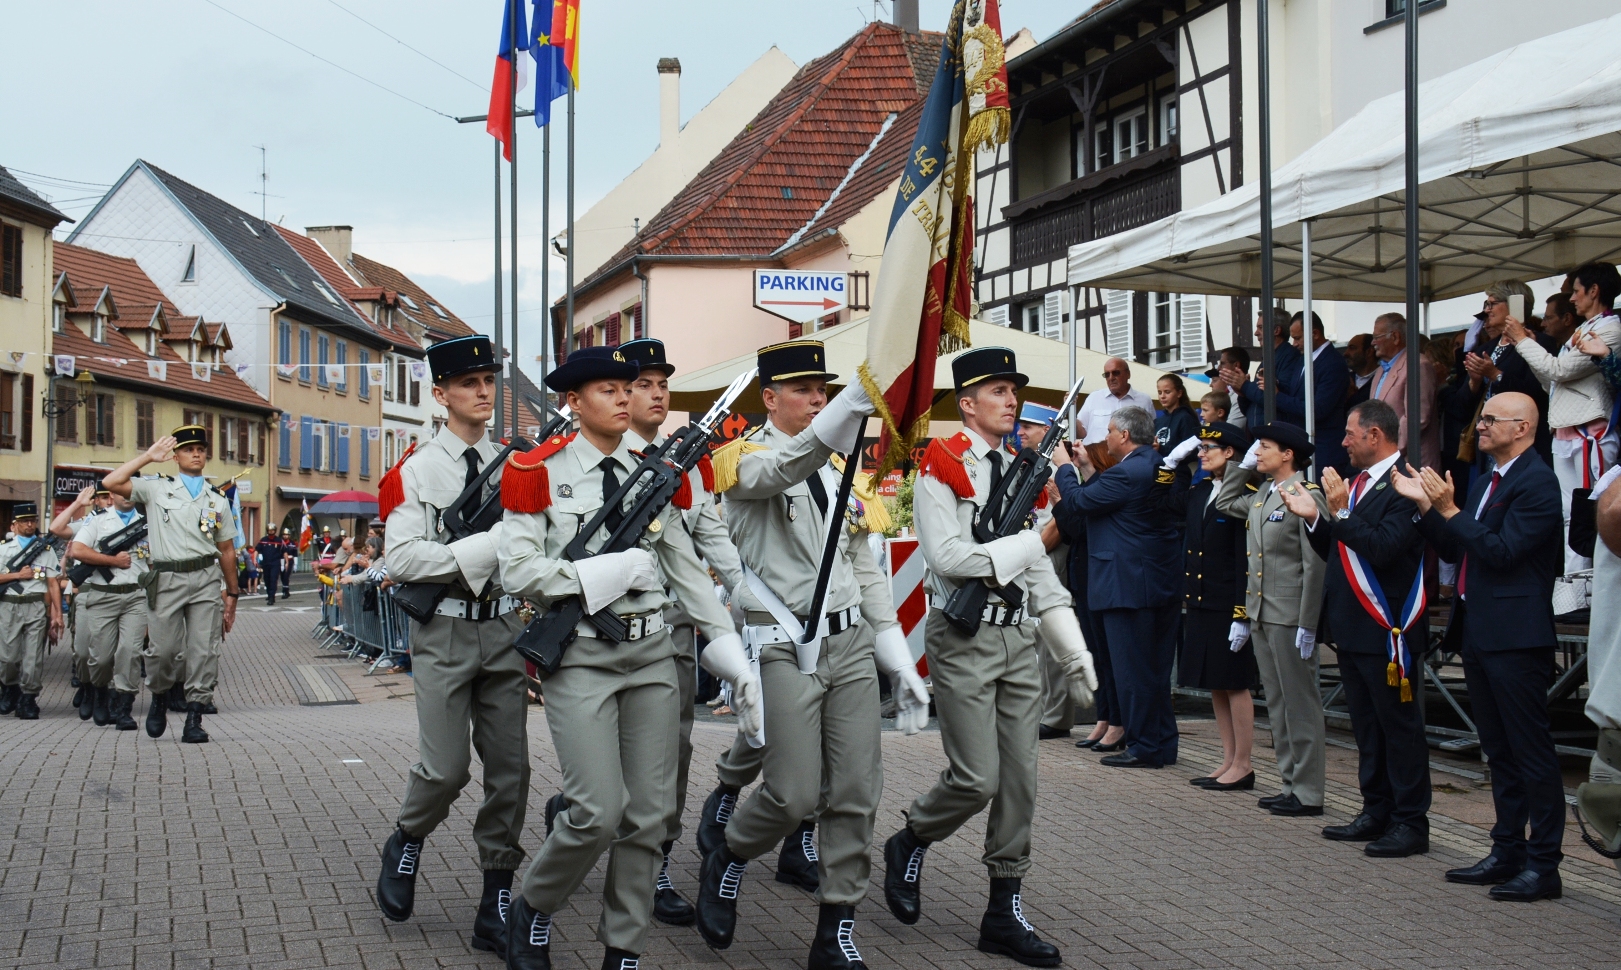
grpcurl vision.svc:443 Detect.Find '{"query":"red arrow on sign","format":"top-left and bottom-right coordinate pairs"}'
top-left (760, 297), bottom-right (841, 309)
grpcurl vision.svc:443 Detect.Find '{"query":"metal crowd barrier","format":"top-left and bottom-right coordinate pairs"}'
top-left (309, 578), bottom-right (411, 674)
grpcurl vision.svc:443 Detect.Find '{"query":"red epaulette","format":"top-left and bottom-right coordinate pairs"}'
top-left (919, 432), bottom-right (975, 499)
top-left (376, 441), bottom-right (418, 521)
top-left (500, 433), bottom-right (575, 514)
top-left (695, 453), bottom-right (715, 493)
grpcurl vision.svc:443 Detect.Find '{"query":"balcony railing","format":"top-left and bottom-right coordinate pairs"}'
top-left (1009, 162), bottom-right (1179, 269)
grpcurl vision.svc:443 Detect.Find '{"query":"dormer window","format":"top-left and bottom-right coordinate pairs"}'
top-left (145, 331), bottom-right (157, 356)
top-left (52, 303), bottom-right (64, 333)
top-left (91, 314), bottom-right (106, 343)
top-left (188, 339), bottom-right (199, 363)
top-left (181, 246), bottom-right (196, 282)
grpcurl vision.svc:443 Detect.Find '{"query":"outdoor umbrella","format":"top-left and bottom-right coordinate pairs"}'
top-left (309, 490), bottom-right (379, 517)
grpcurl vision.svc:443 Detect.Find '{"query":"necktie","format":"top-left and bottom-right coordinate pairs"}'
top-left (1348, 470), bottom-right (1370, 510)
top-left (986, 449), bottom-right (1006, 495)
top-left (599, 458), bottom-right (625, 534)
top-left (805, 468), bottom-right (830, 520)
top-left (1375, 359), bottom-right (1394, 398)
top-left (1459, 471), bottom-right (1501, 601)
top-left (462, 447), bottom-right (481, 488)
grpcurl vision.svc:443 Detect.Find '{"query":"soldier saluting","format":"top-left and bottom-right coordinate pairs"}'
top-left (499, 345), bottom-right (749, 970)
top-left (371, 334), bottom-right (529, 956)
top-left (103, 425), bottom-right (239, 743)
top-left (0, 502), bottom-right (62, 721)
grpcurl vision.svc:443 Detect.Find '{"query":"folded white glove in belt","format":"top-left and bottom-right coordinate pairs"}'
top-left (1039, 608), bottom-right (1097, 710)
top-left (1229, 619), bottom-right (1251, 652)
top-left (573, 548), bottom-right (660, 615)
top-left (984, 530), bottom-right (1047, 587)
top-left (874, 626), bottom-right (929, 735)
top-left (699, 632), bottom-right (763, 742)
top-left (811, 381), bottom-right (874, 454)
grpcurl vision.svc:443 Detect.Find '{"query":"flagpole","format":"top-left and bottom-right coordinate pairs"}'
top-left (495, 0), bottom-right (519, 440)
top-left (492, 138), bottom-right (504, 441)
top-left (565, 82), bottom-right (576, 356)
top-left (508, 0), bottom-right (520, 440)
top-left (541, 119), bottom-right (551, 390)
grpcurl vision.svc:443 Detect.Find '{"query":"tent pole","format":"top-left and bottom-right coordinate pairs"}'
top-left (1404, 0), bottom-right (1422, 464)
top-left (1257, 0), bottom-right (1276, 423)
top-left (1067, 285), bottom-right (1079, 433)
top-left (1302, 218), bottom-right (1315, 479)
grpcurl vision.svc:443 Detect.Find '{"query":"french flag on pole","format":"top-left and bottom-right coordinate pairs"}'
top-left (486, 0), bottom-right (530, 160)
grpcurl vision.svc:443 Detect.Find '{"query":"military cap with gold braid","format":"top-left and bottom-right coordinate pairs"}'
top-left (758, 339), bottom-right (837, 383)
top-left (618, 337), bottom-right (675, 376)
top-left (544, 345), bottom-right (639, 392)
top-left (172, 425), bottom-right (209, 449)
top-left (11, 501), bottom-right (37, 520)
top-left (952, 346), bottom-right (1028, 390)
top-left (427, 334), bottom-right (499, 383)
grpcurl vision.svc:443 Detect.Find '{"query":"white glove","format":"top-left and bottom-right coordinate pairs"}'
top-left (810, 382), bottom-right (873, 453)
top-left (984, 530), bottom-right (1047, 587)
top-left (1594, 465), bottom-right (1621, 501)
top-left (573, 548), bottom-right (660, 614)
top-left (1163, 435), bottom-right (1200, 470)
top-left (1228, 619), bottom-right (1251, 652)
top-left (1240, 439), bottom-right (1263, 469)
top-left (700, 632), bottom-right (764, 743)
top-left (1039, 608), bottom-right (1097, 709)
top-left (1296, 626), bottom-right (1317, 660)
top-left (874, 626), bottom-right (930, 735)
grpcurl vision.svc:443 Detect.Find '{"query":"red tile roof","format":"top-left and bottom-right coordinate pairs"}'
top-left (347, 252), bottom-right (477, 343)
top-left (272, 225), bottom-right (422, 354)
top-left (580, 22), bottom-right (943, 291)
top-left (50, 243), bottom-right (275, 414)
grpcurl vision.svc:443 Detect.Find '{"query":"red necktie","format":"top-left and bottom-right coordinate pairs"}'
top-left (1459, 471), bottom-right (1500, 600)
top-left (1348, 471), bottom-right (1371, 510)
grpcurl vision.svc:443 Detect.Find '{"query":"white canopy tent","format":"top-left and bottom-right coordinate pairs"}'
top-left (1066, 12), bottom-right (1621, 303)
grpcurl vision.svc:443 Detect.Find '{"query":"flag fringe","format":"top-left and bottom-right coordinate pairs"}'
top-left (860, 361), bottom-right (933, 481)
top-left (962, 106), bottom-right (1010, 157)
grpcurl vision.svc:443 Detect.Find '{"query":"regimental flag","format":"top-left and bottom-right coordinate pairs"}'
top-left (486, 0), bottom-right (531, 161)
top-left (530, 0), bottom-right (573, 127)
top-left (298, 499), bottom-right (313, 553)
top-left (546, 0), bottom-right (581, 90)
top-left (859, 0), bottom-right (1011, 477)
top-left (222, 478), bottom-right (245, 551)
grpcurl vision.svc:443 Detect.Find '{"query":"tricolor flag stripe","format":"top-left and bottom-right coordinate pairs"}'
top-left (487, 0), bottom-right (531, 161)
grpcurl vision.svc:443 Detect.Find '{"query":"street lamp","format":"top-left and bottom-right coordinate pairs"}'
top-left (41, 370), bottom-right (94, 516)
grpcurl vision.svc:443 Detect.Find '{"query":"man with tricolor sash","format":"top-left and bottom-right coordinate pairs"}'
top-left (1280, 399), bottom-right (1432, 858)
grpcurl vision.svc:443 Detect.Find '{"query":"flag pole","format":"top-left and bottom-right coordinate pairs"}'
top-left (492, 137), bottom-right (504, 441)
top-left (508, 0), bottom-right (520, 440)
top-left (565, 82), bottom-right (575, 356)
top-left (541, 117), bottom-right (551, 390)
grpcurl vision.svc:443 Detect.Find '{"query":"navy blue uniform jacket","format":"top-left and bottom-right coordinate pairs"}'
top-left (1055, 446), bottom-right (1181, 611)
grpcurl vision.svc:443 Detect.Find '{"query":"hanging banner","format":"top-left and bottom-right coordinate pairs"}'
top-left (190, 362), bottom-right (212, 382)
top-left (54, 355), bottom-right (76, 376)
top-left (409, 360), bottom-right (428, 382)
top-left (147, 360), bottom-right (169, 382)
top-left (366, 363), bottom-right (386, 386)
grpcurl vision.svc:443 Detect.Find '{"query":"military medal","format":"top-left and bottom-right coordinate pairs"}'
top-left (647, 518), bottom-right (663, 534)
top-left (558, 484), bottom-right (573, 498)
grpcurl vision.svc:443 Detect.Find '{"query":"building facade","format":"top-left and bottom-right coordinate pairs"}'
top-left (0, 166), bottom-right (67, 527)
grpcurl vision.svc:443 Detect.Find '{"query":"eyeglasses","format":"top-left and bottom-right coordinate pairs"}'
top-left (1476, 414), bottom-right (1528, 428)
top-left (1483, 298), bottom-right (1506, 309)
top-left (1103, 369), bottom-right (1128, 377)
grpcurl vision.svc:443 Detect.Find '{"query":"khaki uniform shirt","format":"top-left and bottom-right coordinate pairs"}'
top-left (721, 421), bottom-right (897, 631)
top-left (385, 425), bottom-right (505, 596)
top-left (129, 474), bottom-right (238, 562)
top-left (73, 508), bottom-right (150, 585)
top-left (501, 432), bottom-right (736, 671)
top-left (0, 535), bottom-right (58, 595)
top-left (912, 429), bottom-right (1070, 615)
top-left (1214, 465), bottom-right (1328, 629)
top-left (640, 432), bottom-right (744, 631)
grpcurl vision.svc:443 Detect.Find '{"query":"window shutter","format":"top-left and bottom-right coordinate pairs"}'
top-left (410, 375), bottom-right (420, 406)
top-left (605, 315), bottom-right (621, 346)
top-left (632, 303), bottom-right (643, 339)
top-left (299, 415), bottom-right (313, 470)
top-left (360, 431), bottom-right (370, 478)
top-left (336, 424), bottom-right (350, 474)
top-left (1, 225), bottom-right (21, 297)
top-left (1104, 289), bottom-right (1132, 358)
top-left (259, 421), bottom-right (267, 466)
top-left (20, 374), bottom-right (31, 452)
top-left (982, 304), bottom-right (1009, 327)
top-left (1178, 294), bottom-right (1206, 371)
top-left (1043, 290), bottom-right (1064, 341)
top-left (279, 417), bottom-right (292, 468)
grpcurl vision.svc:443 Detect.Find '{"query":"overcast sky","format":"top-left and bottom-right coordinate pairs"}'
top-left (4, 0), bottom-right (1084, 376)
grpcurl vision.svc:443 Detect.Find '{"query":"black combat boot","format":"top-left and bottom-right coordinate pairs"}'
top-left (181, 702), bottom-right (209, 743)
top-left (600, 947), bottom-right (639, 970)
top-left (78, 685), bottom-right (95, 720)
top-left (504, 893), bottom-right (551, 970)
top-left (882, 824), bottom-right (929, 925)
top-left (145, 691), bottom-right (168, 738)
top-left (15, 693), bottom-right (39, 720)
top-left (93, 687), bottom-right (113, 726)
top-left (653, 840), bottom-right (695, 926)
top-left (695, 784), bottom-right (740, 859)
top-left (977, 877), bottom-right (1060, 967)
top-left (471, 868), bottom-right (513, 954)
top-left (113, 692), bottom-right (138, 731)
top-left (71, 684), bottom-right (84, 710)
top-left (776, 820), bottom-right (819, 891)
top-left (807, 903), bottom-right (868, 970)
top-left (0, 683), bottom-right (20, 716)
top-left (694, 845), bottom-right (749, 949)
top-left (376, 827), bottom-right (424, 922)
top-left (167, 683), bottom-right (188, 712)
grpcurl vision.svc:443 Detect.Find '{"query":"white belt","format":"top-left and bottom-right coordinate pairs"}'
top-left (928, 595), bottom-right (1026, 627)
top-left (434, 595), bottom-right (519, 622)
top-left (575, 609), bottom-right (667, 642)
top-left (744, 605), bottom-right (861, 645)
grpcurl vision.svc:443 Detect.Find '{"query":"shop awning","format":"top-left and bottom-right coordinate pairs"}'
top-left (1065, 12), bottom-right (1621, 301)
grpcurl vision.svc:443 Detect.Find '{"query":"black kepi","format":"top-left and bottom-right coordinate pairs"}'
top-left (618, 337), bottom-right (675, 376)
top-left (427, 334), bottom-right (500, 383)
top-left (757, 340), bottom-right (837, 383)
top-left (952, 346), bottom-right (1028, 390)
top-left (544, 346), bottom-right (641, 393)
top-left (172, 424), bottom-right (209, 449)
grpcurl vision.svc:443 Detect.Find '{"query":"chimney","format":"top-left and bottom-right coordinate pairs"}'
top-left (306, 225), bottom-right (353, 266)
top-left (657, 58), bottom-right (681, 149)
top-left (893, 0), bottom-right (919, 33)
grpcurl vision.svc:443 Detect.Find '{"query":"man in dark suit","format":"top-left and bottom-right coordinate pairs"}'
top-left (1220, 309), bottom-right (1299, 434)
top-left (1395, 392), bottom-right (1566, 901)
top-left (1057, 406), bottom-right (1184, 767)
top-left (1279, 399), bottom-right (1431, 857)
top-left (1275, 312), bottom-right (1352, 474)
top-left (1343, 334), bottom-right (1379, 412)
top-left (1052, 472), bottom-right (1124, 752)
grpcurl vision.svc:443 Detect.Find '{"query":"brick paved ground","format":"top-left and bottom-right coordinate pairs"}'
top-left (3, 602), bottom-right (1620, 969)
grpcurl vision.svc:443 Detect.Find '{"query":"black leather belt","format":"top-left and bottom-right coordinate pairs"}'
top-left (152, 556), bottom-right (219, 574)
top-left (82, 582), bottom-right (142, 595)
top-left (1, 593), bottom-right (45, 604)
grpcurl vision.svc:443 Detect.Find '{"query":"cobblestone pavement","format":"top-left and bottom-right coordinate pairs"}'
top-left (3, 603), bottom-right (1620, 969)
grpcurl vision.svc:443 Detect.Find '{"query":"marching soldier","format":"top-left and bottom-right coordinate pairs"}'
top-left (103, 425), bottom-right (239, 743)
top-left (882, 348), bottom-right (1096, 968)
top-left (694, 339), bottom-right (923, 970)
top-left (499, 345), bottom-right (750, 970)
top-left (50, 486), bottom-right (109, 717)
top-left (370, 334), bottom-right (528, 955)
top-left (70, 488), bottom-right (150, 730)
top-left (0, 502), bottom-right (62, 720)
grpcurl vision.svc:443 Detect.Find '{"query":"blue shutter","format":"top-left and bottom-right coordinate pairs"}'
top-left (279, 416), bottom-right (291, 467)
top-left (299, 415), bottom-right (313, 470)
top-left (336, 423), bottom-right (350, 474)
top-left (359, 429), bottom-right (370, 477)
top-left (336, 341), bottom-right (348, 391)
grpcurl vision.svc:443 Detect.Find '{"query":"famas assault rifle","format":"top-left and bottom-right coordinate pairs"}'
top-left (0, 536), bottom-right (54, 597)
top-left (512, 367), bottom-right (756, 676)
top-left (940, 378), bottom-right (1084, 636)
top-left (390, 409), bottom-right (572, 624)
top-left (65, 516), bottom-right (148, 586)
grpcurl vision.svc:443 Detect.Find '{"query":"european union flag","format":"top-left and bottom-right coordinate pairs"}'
top-left (530, 0), bottom-right (571, 126)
